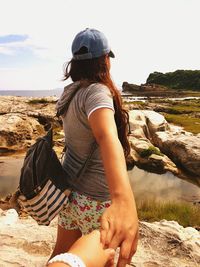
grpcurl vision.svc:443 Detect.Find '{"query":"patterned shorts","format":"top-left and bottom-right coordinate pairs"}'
top-left (58, 191), bottom-right (111, 235)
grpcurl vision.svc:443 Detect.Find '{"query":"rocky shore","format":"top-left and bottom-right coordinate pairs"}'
top-left (0, 95), bottom-right (200, 266)
top-left (0, 208), bottom-right (200, 267)
top-left (1, 95), bottom-right (199, 185)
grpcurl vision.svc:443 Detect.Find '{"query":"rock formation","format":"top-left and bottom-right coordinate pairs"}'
top-left (0, 209), bottom-right (199, 267)
top-left (0, 96), bottom-right (59, 153)
top-left (0, 96), bottom-right (200, 267)
top-left (0, 96), bottom-right (200, 184)
top-left (128, 110), bottom-right (200, 185)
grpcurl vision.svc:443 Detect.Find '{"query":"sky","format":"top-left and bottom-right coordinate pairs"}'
top-left (0, 0), bottom-right (200, 91)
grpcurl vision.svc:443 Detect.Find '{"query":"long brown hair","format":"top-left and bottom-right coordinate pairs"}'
top-left (63, 54), bottom-right (130, 158)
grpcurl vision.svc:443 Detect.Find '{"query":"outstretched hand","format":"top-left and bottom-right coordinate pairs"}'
top-left (69, 230), bottom-right (115, 267)
top-left (100, 198), bottom-right (139, 267)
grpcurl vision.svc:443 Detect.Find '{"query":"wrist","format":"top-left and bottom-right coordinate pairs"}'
top-left (47, 253), bottom-right (86, 267)
top-left (111, 190), bottom-right (134, 203)
top-left (68, 249), bottom-right (91, 267)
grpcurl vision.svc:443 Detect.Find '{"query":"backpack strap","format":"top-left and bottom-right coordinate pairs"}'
top-left (76, 142), bottom-right (98, 179)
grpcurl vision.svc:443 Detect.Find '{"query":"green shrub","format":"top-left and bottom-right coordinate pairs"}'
top-left (139, 145), bottom-right (164, 158)
top-left (28, 98), bottom-right (51, 104)
top-left (165, 114), bottom-right (200, 134)
top-left (146, 70), bottom-right (200, 91)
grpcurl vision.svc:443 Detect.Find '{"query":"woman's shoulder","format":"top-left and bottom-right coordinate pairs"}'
top-left (85, 83), bottom-right (112, 97)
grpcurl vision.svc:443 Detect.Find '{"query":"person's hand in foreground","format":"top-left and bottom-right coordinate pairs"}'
top-left (47, 230), bottom-right (115, 267)
top-left (100, 195), bottom-right (139, 267)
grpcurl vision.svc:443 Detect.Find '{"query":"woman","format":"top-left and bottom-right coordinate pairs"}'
top-left (50, 28), bottom-right (139, 267)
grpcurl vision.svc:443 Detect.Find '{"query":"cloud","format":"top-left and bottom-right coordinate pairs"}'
top-left (0, 34), bottom-right (29, 44)
top-left (0, 34), bottom-right (30, 56)
top-left (0, 33), bottom-right (49, 65)
top-left (0, 46), bottom-right (15, 55)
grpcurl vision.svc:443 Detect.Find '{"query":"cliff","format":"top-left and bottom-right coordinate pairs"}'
top-left (146, 70), bottom-right (200, 91)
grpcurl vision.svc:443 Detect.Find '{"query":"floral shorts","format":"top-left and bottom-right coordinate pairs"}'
top-left (58, 191), bottom-right (111, 235)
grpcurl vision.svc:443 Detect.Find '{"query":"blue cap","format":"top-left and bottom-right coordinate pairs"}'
top-left (71, 28), bottom-right (115, 60)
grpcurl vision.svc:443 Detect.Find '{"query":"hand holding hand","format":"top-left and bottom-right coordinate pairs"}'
top-left (69, 230), bottom-right (115, 267)
top-left (100, 197), bottom-right (139, 267)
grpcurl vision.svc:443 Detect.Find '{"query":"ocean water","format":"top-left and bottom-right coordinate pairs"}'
top-left (0, 88), bottom-right (63, 98)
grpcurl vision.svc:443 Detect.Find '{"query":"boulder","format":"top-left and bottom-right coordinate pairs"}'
top-left (0, 96), bottom-right (59, 153)
top-left (153, 130), bottom-right (200, 180)
top-left (0, 113), bottom-right (45, 151)
top-left (129, 110), bottom-right (200, 182)
top-left (129, 111), bottom-right (179, 175)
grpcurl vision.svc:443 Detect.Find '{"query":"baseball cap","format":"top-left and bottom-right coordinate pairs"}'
top-left (72, 28), bottom-right (115, 60)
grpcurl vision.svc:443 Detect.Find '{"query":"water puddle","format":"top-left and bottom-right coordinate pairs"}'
top-left (129, 167), bottom-right (200, 203)
top-left (0, 157), bottom-right (199, 204)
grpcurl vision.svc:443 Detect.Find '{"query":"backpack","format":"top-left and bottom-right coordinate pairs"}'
top-left (18, 128), bottom-right (71, 225)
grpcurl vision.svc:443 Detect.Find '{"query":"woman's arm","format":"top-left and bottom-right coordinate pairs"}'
top-left (88, 108), bottom-right (139, 267)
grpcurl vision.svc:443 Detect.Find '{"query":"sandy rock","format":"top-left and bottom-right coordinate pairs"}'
top-left (153, 127), bottom-right (200, 179)
top-left (129, 110), bottom-right (151, 139)
top-left (143, 110), bottom-right (169, 132)
top-left (0, 96), bottom-right (57, 115)
top-left (133, 220), bottom-right (200, 267)
top-left (129, 110), bottom-right (200, 181)
top-left (0, 210), bottom-right (199, 267)
top-left (129, 111), bottom-right (178, 175)
top-left (0, 96), bottom-right (59, 152)
top-left (0, 113), bottom-right (45, 151)
top-left (0, 209), bottom-right (57, 267)
top-left (0, 209), bottom-right (19, 225)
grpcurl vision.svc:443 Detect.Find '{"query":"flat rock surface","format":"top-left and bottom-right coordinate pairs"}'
top-left (0, 209), bottom-right (199, 267)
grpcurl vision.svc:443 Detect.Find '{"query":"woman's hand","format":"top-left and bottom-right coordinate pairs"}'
top-left (100, 197), bottom-right (139, 267)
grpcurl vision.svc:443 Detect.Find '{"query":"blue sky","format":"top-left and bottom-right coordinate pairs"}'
top-left (0, 34), bottom-right (46, 68)
top-left (0, 0), bottom-right (200, 90)
top-left (0, 34), bottom-right (28, 44)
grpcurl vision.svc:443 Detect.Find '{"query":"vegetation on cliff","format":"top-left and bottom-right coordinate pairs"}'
top-left (146, 70), bottom-right (200, 91)
top-left (151, 99), bottom-right (200, 134)
top-left (137, 200), bottom-right (200, 228)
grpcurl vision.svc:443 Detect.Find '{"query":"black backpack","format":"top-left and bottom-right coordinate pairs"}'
top-left (18, 128), bottom-right (71, 225)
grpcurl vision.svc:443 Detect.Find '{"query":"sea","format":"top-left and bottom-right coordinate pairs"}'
top-left (0, 89), bottom-right (63, 98)
top-left (1, 89), bottom-right (199, 101)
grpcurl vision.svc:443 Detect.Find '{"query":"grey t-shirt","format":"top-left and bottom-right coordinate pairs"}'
top-left (56, 82), bottom-right (114, 201)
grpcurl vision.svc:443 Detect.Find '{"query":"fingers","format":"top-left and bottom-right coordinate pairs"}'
top-left (105, 250), bottom-right (115, 267)
top-left (101, 216), bottom-right (122, 249)
top-left (105, 248), bottom-right (115, 261)
top-left (104, 219), bottom-right (116, 248)
top-left (116, 231), bottom-right (139, 267)
top-left (100, 217), bottom-right (109, 246)
top-left (129, 228), bottom-right (139, 261)
top-left (105, 257), bottom-right (115, 267)
top-left (94, 227), bottom-right (115, 267)
top-left (100, 216), bottom-right (110, 246)
top-left (116, 238), bottom-right (132, 267)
